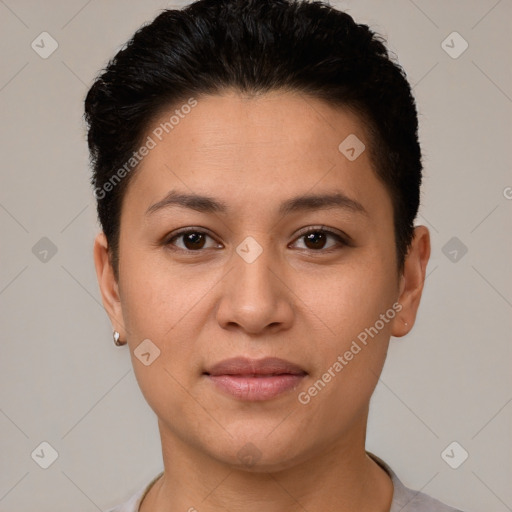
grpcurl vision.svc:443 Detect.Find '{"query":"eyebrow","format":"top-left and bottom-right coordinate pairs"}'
top-left (145, 190), bottom-right (368, 217)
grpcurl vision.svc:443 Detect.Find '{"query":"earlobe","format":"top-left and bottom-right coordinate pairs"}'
top-left (93, 231), bottom-right (127, 339)
top-left (391, 226), bottom-right (431, 338)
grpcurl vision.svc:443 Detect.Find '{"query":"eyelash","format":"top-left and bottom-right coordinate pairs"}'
top-left (164, 226), bottom-right (349, 254)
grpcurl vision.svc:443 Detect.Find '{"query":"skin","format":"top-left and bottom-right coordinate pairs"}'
top-left (94, 89), bottom-right (430, 512)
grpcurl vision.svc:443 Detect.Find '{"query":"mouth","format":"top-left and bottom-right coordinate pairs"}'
top-left (203, 357), bottom-right (307, 401)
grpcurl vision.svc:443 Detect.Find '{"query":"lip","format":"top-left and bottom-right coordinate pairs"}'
top-left (204, 357), bottom-right (307, 401)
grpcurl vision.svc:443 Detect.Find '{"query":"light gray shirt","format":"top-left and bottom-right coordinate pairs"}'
top-left (105, 452), bottom-right (464, 511)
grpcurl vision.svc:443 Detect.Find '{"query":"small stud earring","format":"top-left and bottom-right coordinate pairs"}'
top-left (113, 330), bottom-right (124, 346)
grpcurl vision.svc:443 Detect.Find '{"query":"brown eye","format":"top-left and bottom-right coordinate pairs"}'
top-left (303, 231), bottom-right (328, 250)
top-left (181, 232), bottom-right (206, 250)
top-left (166, 230), bottom-right (221, 252)
top-left (292, 228), bottom-right (347, 252)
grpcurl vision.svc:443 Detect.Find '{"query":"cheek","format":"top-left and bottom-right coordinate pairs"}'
top-left (303, 257), bottom-right (397, 339)
top-left (293, 256), bottom-right (396, 403)
top-left (119, 246), bottom-right (212, 339)
top-left (118, 250), bottom-right (216, 403)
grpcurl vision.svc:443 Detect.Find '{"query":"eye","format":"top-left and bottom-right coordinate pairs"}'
top-left (291, 227), bottom-right (348, 252)
top-left (165, 229), bottom-right (222, 252)
top-left (164, 226), bottom-right (349, 253)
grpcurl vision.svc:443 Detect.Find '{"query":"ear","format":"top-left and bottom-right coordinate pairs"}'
top-left (391, 225), bottom-right (431, 338)
top-left (93, 231), bottom-right (127, 339)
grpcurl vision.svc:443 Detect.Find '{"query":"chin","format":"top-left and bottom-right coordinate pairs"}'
top-left (205, 429), bottom-right (308, 473)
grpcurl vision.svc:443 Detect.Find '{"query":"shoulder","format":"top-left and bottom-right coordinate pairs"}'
top-left (104, 471), bottom-right (164, 512)
top-left (366, 452), bottom-right (465, 512)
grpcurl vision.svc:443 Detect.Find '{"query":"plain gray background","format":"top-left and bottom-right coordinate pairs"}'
top-left (1, 0), bottom-right (511, 511)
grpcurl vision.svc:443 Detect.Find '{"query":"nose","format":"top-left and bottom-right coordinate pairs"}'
top-left (215, 240), bottom-right (295, 335)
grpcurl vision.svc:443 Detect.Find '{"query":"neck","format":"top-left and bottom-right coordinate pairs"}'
top-left (141, 416), bottom-right (393, 512)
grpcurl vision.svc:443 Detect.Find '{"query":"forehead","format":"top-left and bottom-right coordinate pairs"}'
top-left (121, 90), bottom-right (392, 225)
top-left (145, 90), bottom-right (365, 164)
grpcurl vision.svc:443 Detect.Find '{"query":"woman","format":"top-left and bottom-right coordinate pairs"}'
top-left (86, 0), bottom-right (464, 510)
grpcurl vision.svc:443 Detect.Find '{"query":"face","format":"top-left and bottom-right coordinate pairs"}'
top-left (95, 89), bottom-right (429, 471)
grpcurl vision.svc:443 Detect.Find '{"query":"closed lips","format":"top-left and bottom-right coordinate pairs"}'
top-left (204, 356), bottom-right (307, 376)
